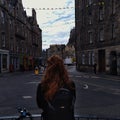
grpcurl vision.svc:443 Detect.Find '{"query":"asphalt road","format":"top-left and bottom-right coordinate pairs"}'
top-left (0, 66), bottom-right (120, 118)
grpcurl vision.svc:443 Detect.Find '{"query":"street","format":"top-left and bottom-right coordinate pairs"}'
top-left (0, 66), bottom-right (120, 117)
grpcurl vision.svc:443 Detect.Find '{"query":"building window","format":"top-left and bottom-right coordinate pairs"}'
top-left (99, 6), bottom-right (104, 21)
top-left (10, 38), bottom-right (14, 51)
top-left (88, 30), bottom-right (93, 44)
top-left (1, 33), bottom-right (6, 47)
top-left (22, 47), bottom-right (24, 53)
top-left (82, 53), bottom-right (85, 64)
top-left (82, 10), bottom-right (85, 25)
top-left (89, 15), bottom-right (92, 24)
top-left (88, 0), bottom-right (92, 5)
top-left (112, 23), bottom-right (116, 39)
top-left (26, 48), bottom-right (28, 54)
top-left (92, 52), bottom-right (95, 65)
top-left (88, 51), bottom-right (94, 65)
top-left (1, 11), bottom-right (5, 24)
top-left (88, 52), bottom-right (91, 65)
top-left (16, 46), bottom-right (19, 52)
top-left (9, 19), bottom-right (13, 30)
top-left (99, 28), bottom-right (104, 42)
top-left (8, 2), bottom-right (13, 12)
top-left (82, 0), bottom-right (85, 7)
top-left (1, 0), bottom-right (5, 5)
top-left (112, 0), bottom-right (116, 14)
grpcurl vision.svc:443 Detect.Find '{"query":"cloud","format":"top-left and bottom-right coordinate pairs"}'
top-left (22, 0), bottom-right (75, 50)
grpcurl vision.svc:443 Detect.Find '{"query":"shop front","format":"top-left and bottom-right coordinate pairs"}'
top-left (9, 52), bottom-right (19, 72)
top-left (0, 49), bottom-right (9, 73)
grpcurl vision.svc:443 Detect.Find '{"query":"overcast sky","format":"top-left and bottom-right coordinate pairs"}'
top-left (22, 0), bottom-right (75, 50)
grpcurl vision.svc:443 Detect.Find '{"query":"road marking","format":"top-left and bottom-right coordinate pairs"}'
top-left (26, 81), bottom-right (39, 84)
top-left (22, 96), bottom-right (32, 99)
top-left (83, 84), bottom-right (89, 89)
top-left (91, 76), bottom-right (100, 79)
top-left (99, 77), bottom-right (120, 82)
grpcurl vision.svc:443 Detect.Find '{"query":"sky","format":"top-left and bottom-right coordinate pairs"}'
top-left (22, 0), bottom-right (75, 50)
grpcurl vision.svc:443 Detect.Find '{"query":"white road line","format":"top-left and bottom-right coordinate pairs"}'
top-left (91, 76), bottom-right (100, 79)
top-left (22, 96), bottom-right (32, 99)
top-left (26, 81), bottom-right (39, 84)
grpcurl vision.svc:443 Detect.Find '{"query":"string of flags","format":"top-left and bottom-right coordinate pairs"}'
top-left (23, 7), bottom-right (74, 10)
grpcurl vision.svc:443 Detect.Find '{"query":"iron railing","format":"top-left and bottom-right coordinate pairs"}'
top-left (0, 114), bottom-right (120, 120)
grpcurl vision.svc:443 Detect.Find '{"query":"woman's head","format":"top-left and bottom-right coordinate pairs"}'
top-left (47, 55), bottom-right (65, 75)
top-left (41, 55), bottom-right (70, 100)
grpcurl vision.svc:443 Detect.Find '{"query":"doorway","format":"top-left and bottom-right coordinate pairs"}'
top-left (110, 51), bottom-right (117, 75)
top-left (98, 49), bottom-right (105, 72)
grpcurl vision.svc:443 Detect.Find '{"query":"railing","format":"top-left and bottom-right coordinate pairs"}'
top-left (0, 107), bottom-right (119, 120)
top-left (0, 114), bottom-right (120, 120)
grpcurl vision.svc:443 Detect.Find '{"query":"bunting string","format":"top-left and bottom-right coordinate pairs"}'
top-left (23, 7), bottom-right (74, 10)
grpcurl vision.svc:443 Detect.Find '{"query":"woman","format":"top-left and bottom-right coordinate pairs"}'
top-left (36, 55), bottom-right (76, 120)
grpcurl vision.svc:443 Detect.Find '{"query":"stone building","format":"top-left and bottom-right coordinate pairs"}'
top-left (0, 0), bottom-right (42, 73)
top-left (46, 28), bottom-right (76, 63)
top-left (47, 44), bottom-right (65, 59)
top-left (75, 0), bottom-right (120, 75)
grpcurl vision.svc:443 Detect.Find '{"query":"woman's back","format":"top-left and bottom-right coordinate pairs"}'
top-left (36, 55), bottom-right (76, 120)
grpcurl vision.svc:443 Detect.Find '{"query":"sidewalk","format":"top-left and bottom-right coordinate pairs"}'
top-left (67, 65), bottom-right (120, 81)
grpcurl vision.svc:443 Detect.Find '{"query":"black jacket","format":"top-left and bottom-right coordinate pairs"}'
top-left (36, 82), bottom-right (76, 120)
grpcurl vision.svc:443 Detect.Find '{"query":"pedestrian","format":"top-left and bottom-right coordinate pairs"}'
top-left (36, 55), bottom-right (76, 120)
top-left (93, 63), bottom-right (97, 74)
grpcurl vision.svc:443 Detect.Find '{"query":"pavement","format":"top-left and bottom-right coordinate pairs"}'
top-left (67, 65), bottom-right (120, 81)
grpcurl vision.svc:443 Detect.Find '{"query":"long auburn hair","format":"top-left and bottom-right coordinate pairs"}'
top-left (41, 55), bottom-right (73, 101)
